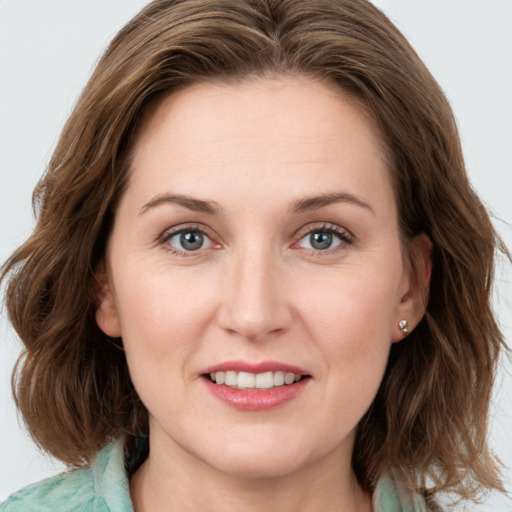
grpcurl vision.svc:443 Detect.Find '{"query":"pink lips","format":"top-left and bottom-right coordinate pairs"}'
top-left (201, 360), bottom-right (310, 411)
top-left (202, 360), bottom-right (308, 375)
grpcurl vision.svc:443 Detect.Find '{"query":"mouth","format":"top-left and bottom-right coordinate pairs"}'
top-left (205, 370), bottom-right (309, 390)
top-left (201, 363), bottom-right (311, 410)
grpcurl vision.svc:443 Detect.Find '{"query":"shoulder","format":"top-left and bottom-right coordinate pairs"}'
top-left (0, 440), bottom-right (133, 512)
top-left (374, 476), bottom-right (441, 512)
top-left (0, 468), bottom-right (96, 512)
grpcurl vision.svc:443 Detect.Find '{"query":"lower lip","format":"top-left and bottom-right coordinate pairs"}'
top-left (202, 377), bottom-right (310, 411)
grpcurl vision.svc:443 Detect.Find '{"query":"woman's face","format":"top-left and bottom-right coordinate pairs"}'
top-left (97, 77), bottom-right (426, 479)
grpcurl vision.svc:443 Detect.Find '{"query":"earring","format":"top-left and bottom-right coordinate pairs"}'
top-left (398, 319), bottom-right (409, 336)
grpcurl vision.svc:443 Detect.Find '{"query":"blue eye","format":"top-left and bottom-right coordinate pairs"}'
top-left (166, 229), bottom-right (212, 252)
top-left (298, 228), bottom-right (348, 251)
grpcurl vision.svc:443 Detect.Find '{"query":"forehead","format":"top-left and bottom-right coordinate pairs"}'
top-left (134, 76), bottom-right (386, 159)
top-left (126, 77), bottom-right (393, 216)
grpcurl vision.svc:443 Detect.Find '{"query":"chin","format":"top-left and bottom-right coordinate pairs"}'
top-left (208, 452), bottom-right (310, 480)
top-left (195, 433), bottom-right (336, 480)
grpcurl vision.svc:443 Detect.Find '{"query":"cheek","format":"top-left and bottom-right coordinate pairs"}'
top-left (112, 264), bottom-right (220, 372)
top-left (298, 264), bottom-right (401, 341)
top-left (295, 263), bottom-right (401, 390)
top-left (112, 268), bottom-right (224, 430)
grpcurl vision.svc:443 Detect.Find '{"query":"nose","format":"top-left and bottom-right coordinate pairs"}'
top-left (217, 244), bottom-right (292, 341)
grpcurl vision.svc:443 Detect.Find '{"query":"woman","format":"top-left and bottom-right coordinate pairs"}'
top-left (0, 0), bottom-right (507, 510)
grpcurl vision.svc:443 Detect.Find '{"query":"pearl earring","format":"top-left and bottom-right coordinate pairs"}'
top-left (398, 319), bottom-right (409, 336)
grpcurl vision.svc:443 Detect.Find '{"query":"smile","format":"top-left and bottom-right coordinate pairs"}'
top-left (201, 361), bottom-right (311, 410)
top-left (208, 370), bottom-right (304, 390)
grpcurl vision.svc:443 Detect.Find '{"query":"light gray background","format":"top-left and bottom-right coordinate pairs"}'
top-left (1, 1), bottom-right (511, 509)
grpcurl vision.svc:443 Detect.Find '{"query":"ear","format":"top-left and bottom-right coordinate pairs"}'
top-left (392, 233), bottom-right (432, 342)
top-left (95, 261), bottom-right (122, 338)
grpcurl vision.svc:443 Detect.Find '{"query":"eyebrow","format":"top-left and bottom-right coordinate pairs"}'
top-left (138, 191), bottom-right (374, 216)
top-left (291, 192), bottom-right (375, 215)
top-left (139, 193), bottom-right (221, 215)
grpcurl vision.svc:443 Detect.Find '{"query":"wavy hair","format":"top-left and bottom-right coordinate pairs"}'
top-left (1, 0), bottom-right (507, 501)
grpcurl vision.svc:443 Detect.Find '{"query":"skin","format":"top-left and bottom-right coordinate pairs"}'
top-left (96, 77), bottom-right (431, 512)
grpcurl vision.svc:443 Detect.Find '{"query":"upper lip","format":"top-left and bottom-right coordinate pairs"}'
top-left (202, 360), bottom-right (309, 375)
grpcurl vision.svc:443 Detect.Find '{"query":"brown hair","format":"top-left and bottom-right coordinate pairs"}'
top-left (1, 0), bottom-right (507, 501)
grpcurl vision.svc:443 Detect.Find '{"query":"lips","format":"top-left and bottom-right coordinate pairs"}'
top-left (200, 361), bottom-right (311, 410)
top-left (208, 370), bottom-right (303, 390)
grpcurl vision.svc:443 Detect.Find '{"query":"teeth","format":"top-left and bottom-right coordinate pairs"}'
top-left (273, 371), bottom-right (285, 386)
top-left (255, 371), bottom-right (273, 389)
top-left (237, 371), bottom-right (255, 389)
top-left (209, 370), bottom-right (304, 389)
top-left (225, 371), bottom-right (237, 386)
top-left (284, 372), bottom-right (295, 385)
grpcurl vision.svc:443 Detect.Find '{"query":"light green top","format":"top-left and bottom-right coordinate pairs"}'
top-left (1, 439), bottom-right (434, 511)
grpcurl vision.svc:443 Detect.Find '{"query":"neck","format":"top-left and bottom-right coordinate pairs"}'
top-left (130, 429), bottom-right (372, 512)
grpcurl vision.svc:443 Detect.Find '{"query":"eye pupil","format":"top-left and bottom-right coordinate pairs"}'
top-left (180, 231), bottom-right (204, 250)
top-left (310, 231), bottom-right (332, 250)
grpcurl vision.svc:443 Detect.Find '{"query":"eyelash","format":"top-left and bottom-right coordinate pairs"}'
top-left (294, 223), bottom-right (355, 255)
top-left (159, 224), bottom-right (217, 257)
top-left (159, 222), bottom-right (355, 257)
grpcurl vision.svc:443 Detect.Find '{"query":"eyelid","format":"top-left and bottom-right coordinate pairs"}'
top-left (157, 221), bottom-right (354, 256)
top-left (293, 222), bottom-right (355, 251)
top-left (159, 223), bottom-right (221, 255)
